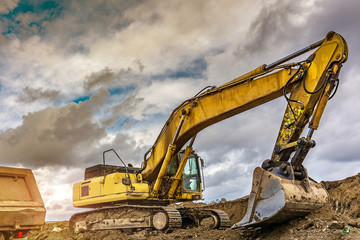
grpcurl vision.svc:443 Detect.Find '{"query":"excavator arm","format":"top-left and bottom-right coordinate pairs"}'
top-left (140, 31), bottom-right (347, 227)
top-left (272, 32), bottom-right (348, 165)
top-left (141, 31), bottom-right (347, 185)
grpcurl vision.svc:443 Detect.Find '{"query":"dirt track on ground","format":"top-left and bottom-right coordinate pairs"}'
top-left (29, 173), bottom-right (360, 239)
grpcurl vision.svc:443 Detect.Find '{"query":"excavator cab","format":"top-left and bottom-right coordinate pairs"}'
top-left (166, 150), bottom-right (203, 197)
top-left (181, 153), bottom-right (201, 192)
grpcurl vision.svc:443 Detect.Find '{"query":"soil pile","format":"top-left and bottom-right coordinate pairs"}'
top-left (323, 173), bottom-right (360, 219)
top-left (198, 196), bottom-right (249, 225)
top-left (29, 173), bottom-right (360, 239)
top-left (28, 221), bottom-right (72, 240)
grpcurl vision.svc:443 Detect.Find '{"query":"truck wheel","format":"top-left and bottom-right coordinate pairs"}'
top-left (0, 232), bottom-right (6, 240)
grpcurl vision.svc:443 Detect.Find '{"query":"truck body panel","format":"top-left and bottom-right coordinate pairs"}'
top-left (0, 167), bottom-right (45, 231)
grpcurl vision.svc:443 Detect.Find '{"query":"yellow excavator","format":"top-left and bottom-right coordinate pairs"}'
top-left (70, 31), bottom-right (348, 233)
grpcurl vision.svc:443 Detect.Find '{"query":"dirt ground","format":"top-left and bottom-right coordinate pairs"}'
top-left (28, 173), bottom-right (360, 240)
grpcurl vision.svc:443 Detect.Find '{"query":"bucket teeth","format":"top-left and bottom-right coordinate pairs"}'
top-left (233, 167), bottom-right (328, 228)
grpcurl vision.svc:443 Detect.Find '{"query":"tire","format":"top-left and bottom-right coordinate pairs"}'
top-left (0, 232), bottom-right (7, 240)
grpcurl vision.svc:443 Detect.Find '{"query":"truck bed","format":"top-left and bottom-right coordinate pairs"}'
top-left (0, 167), bottom-right (46, 231)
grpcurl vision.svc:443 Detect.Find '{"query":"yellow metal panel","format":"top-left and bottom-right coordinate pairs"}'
top-left (73, 188), bottom-right (150, 207)
top-left (272, 32), bottom-right (347, 161)
top-left (73, 173), bottom-right (150, 207)
top-left (72, 182), bottom-right (80, 202)
top-left (175, 192), bottom-right (202, 201)
top-left (90, 178), bottom-right (101, 198)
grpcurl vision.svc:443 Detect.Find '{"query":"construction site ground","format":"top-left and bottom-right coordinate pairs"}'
top-left (28, 173), bottom-right (360, 240)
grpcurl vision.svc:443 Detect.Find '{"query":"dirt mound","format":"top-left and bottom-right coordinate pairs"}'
top-left (29, 173), bottom-right (360, 239)
top-left (203, 196), bottom-right (249, 225)
top-left (323, 173), bottom-right (360, 219)
top-left (28, 221), bottom-right (72, 240)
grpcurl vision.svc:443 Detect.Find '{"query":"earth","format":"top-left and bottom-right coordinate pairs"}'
top-left (28, 173), bottom-right (360, 240)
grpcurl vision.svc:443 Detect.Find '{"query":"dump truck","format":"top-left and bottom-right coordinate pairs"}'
top-left (0, 167), bottom-right (46, 240)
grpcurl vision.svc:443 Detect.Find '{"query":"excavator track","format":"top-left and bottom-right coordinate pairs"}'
top-left (69, 205), bottom-right (182, 234)
top-left (177, 208), bottom-right (231, 229)
top-left (69, 205), bottom-right (230, 236)
top-left (210, 209), bottom-right (232, 229)
top-left (151, 206), bottom-right (183, 231)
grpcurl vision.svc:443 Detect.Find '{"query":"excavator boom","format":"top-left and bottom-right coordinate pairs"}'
top-left (140, 31), bottom-right (347, 227)
top-left (141, 31), bottom-right (347, 183)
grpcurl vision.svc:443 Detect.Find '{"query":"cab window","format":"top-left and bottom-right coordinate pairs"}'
top-left (182, 154), bottom-right (201, 191)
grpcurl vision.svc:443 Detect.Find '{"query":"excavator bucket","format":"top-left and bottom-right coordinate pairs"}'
top-left (233, 167), bottom-right (328, 228)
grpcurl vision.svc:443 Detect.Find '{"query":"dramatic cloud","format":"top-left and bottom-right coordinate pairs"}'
top-left (17, 86), bottom-right (62, 102)
top-left (0, 89), bottom-right (110, 167)
top-left (83, 61), bottom-right (144, 91)
top-left (1, 0), bottom-right (359, 221)
top-left (0, 0), bottom-right (19, 14)
top-left (237, 1), bottom-right (320, 55)
top-left (111, 95), bottom-right (147, 120)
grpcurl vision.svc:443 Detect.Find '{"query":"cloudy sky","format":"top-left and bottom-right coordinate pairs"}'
top-left (0, 0), bottom-right (359, 221)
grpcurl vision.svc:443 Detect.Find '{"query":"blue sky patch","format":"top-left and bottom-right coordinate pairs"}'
top-left (72, 85), bottom-right (135, 104)
top-left (72, 95), bottom-right (90, 104)
top-left (108, 85), bottom-right (136, 96)
top-left (107, 117), bottom-right (130, 133)
top-left (1, 0), bottom-right (63, 38)
top-left (154, 58), bottom-right (207, 80)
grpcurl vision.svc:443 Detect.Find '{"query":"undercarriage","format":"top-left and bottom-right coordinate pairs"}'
top-left (69, 205), bottom-right (231, 235)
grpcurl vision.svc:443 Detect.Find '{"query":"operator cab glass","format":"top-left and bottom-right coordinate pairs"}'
top-left (181, 153), bottom-right (201, 192)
